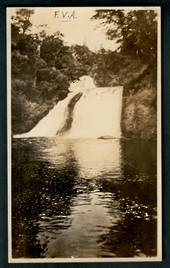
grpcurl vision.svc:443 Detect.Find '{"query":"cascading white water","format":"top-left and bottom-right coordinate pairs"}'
top-left (14, 91), bottom-right (79, 138)
top-left (66, 86), bottom-right (123, 138)
top-left (14, 76), bottom-right (123, 138)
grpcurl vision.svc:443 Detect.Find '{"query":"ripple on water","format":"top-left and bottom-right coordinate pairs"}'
top-left (12, 138), bottom-right (157, 258)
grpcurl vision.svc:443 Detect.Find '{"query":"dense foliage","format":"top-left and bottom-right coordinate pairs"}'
top-left (92, 9), bottom-right (157, 62)
top-left (92, 9), bottom-right (157, 139)
top-left (11, 8), bottom-right (157, 139)
top-left (12, 9), bottom-right (80, 133)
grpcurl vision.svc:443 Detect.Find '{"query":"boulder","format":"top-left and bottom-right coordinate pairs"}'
top-left (98, 135), bottom-right (114, 139)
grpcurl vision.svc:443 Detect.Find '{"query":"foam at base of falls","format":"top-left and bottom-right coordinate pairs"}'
top-left (14, 78), bottom-right (123, 139)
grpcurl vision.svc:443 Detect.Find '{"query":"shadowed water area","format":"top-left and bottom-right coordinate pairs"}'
top-left (12, 137), bottom-right (157, 258)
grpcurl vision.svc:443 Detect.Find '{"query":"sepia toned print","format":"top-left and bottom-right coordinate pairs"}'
top-left (7, 7), bottom-right (161, 262)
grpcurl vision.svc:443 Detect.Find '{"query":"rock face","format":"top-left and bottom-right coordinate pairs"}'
top-left (57, 92), bottom-right (83, 135)
top-left (122, 89), bottom-right (157, 140)
top-left (120, 63), bottom-right (157, 140)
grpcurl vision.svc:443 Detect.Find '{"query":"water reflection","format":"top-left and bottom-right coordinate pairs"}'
top-left (96, 140), bottom-right (157, 257)
top-left (72, 138), bottom-right (121, 178)
top-left (12, 138), bottom-right (157, 258)
top-left (12, 139), bottom-right (78, 258)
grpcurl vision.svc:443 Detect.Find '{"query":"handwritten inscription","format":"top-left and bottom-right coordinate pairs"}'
top-left (54, 10), bottom-right (77, 21)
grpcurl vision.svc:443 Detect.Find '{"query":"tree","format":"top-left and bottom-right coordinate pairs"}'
top-left (11, 8), bottom-right (34, 35)
top-left (40, 35), bottom-right (64, 66)
top-left (92, 9), bottom-right (157, 63)
top-left (11, 8), bottom-right (41, 79)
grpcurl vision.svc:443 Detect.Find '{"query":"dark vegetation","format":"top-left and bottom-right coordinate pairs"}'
top-left (12, 8), bottom-right (157, 138)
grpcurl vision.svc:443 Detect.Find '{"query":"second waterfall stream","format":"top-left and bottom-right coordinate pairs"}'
top-left (14, 76), bottom-right (123, 138)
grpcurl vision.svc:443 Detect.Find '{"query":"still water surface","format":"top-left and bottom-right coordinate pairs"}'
top-left (12, 138), bottom-right (157, 258)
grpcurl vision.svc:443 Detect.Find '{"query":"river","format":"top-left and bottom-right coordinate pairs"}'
top-left (12, 137), bottom-right (157, 258)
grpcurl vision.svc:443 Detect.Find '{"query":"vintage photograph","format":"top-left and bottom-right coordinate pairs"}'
top-left (7, 7), bottom-right (161, 262)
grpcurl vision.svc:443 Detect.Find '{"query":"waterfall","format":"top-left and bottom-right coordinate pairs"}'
top-left (65, 86), bottom-right (123, 138)
top-left (14, 76), bottom-right (123, 138)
